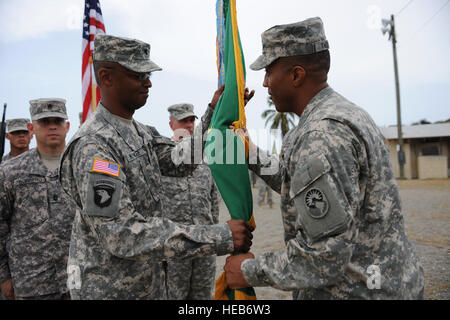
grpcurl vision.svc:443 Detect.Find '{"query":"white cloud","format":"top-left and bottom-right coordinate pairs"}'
top-left (0, 0), bottom-right (83, 42)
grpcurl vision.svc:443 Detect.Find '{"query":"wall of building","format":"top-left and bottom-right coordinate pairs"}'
top-left (385, 139), bottom-right (449, 179)
top-left (417, 156), bottom-right (448, 179)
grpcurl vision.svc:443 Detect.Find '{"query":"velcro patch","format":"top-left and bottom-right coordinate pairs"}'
top-left (85, 173), bottom-right (122, 218)
top-left (92, 158), bottom-right (120, 177)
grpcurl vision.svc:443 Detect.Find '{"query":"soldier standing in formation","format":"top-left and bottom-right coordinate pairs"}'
top-left (160, 103), bottom-right (220, 300)
top-left (59, 34), bottom-right (254, 299)
top-left (2, 118), bottom-right (33, 162)
top-left (224, 17), bottom-right (425, 299)
top-left (0, 99), bottom-right (76, 300)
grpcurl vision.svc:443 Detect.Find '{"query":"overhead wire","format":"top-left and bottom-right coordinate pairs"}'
top-left (412, 0), bottom-right (449, 37)
top-left (396, 0), bottom-right (414, 16)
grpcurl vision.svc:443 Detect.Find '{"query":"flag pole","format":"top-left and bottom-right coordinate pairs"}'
top-left (90, 56), bottom-right (97, 113)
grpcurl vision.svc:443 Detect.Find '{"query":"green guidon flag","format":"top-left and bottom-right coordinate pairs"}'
top-left (207, 0), bottom-right (256, 300)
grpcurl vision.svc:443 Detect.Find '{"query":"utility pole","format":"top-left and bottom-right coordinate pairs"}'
top-left (382, 14), bottom-right (405, 179)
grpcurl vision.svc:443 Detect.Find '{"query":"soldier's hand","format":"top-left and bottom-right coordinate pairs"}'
top-left (209, 84), bottom-right (225, 109)
top-left (226, 220), bottom-right (254, 252)
top-left (1, 278), bottom-right (15, 300)
top-left (229, 126), bottom-right (256, 155)
top-left (244, 87), bottom-right (255, 106)
top-left (224, 252), bottom-right (254, 289)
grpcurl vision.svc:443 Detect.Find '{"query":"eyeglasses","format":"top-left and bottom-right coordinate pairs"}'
top-left (128, 71), bottom-right (151, 81)
top-left (104, 66), bottom-right (151, 82)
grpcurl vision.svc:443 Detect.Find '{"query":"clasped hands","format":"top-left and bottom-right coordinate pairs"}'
top-left (212, 85), bottom-right (256, 289)
top-left (225, 220), bottom-right (256, 289)
top-left (209, 84), bottom-right (255, 110)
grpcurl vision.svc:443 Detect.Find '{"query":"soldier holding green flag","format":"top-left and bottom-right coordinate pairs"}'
top-left (59, 34), bottom-right (254, 299)
top-left (224, 17), bottom-right (424, 300)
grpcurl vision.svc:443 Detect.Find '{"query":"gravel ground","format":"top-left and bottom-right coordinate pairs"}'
top-left (215, 179), bottom-right (450, 300)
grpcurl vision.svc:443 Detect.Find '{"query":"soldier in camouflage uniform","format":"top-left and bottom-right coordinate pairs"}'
top-left (59, 34), bottom-right (254, 300)
top-left (224, 17), bottom-right (425, 299)
top-left (2, 118), bottom-right (33, 163)
top-left (0, 99), bottom-right (76, 300)
top-left (257, 174), bottom-right (273, 208)
top-left (160, 103), bottom-right (220, 300)
top-left (0, 118), bottom-right (32, 300)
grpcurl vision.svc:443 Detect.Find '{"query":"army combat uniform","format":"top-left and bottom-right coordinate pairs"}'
top-left (161, 164), bottom-right (220, 299)
top-left (59, 35), bottom-right (234, 300)
top-left (257, 174), bottom-right (273, 207)
top-left (0, 100), bottom-right (75, 299)
top-left (161, 103), bottom-right (220, 300)
top-left (242, 18), bottom-right (424, 299)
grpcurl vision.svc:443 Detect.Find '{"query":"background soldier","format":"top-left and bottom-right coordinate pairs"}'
top-left (224, 17), bottom-right (424, 299)
top-left (256, 174), bottom-right (273, 209)
top-left (59, 34), bottom-right (253, 299)
top-left (0, 98), bottom-right (76, 300)
top-left (2, 118), bottom-right (33, 162)
top-left (161, 103), bottom-right (220, 300)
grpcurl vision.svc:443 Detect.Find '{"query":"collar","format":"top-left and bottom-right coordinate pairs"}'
top-left (96, 103), bottom-right (151, 151)
top-left (298, 86), bottom-right (334, 128)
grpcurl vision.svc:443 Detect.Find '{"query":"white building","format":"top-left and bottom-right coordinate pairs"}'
top-left (379, 123), bottom-right (450, 179)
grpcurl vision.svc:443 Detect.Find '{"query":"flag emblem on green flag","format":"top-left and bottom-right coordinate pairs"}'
top-left (208, 0), bottom-right (256, 300)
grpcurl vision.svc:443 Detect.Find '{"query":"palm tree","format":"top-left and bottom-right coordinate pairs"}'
top-left (261, 97), bottom-right (297, 138)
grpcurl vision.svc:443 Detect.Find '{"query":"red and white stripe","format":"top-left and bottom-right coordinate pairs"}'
top-left (81, 3), bottom-right (106, 124)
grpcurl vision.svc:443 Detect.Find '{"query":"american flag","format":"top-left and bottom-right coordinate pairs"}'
top-left (92, 158), bottom-right (120, 177)
top-left (82, 0), bottom-right (106, 124)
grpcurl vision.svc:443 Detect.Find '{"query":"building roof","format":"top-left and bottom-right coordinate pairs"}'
top-left (380, 123), bottom-right (450, 140)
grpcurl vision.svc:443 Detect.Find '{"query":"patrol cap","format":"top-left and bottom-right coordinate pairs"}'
top-left (250, 17), bottom-right (329, 71)
top-left (93, 34), bottom-right (162, 73)
top-left (168, 103), bottom-right (197, 120)
top-left (6, 118), bottom-right (30, 133)
top-left (29, 98), bottom-right (68, 120)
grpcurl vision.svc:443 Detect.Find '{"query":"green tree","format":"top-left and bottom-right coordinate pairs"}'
top-left (261, 97), bottom-right (297, 138)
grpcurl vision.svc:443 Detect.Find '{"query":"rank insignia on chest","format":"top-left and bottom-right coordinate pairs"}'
top-left (92, 158), bottom-right (120, 177)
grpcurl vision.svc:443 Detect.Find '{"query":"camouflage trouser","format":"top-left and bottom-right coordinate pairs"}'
top-left (16, 292), bottom-right (71, 300)
top-left (257, 184), bottom-right (273, 206)
top-left (166, 256), bottom-right (216, 300)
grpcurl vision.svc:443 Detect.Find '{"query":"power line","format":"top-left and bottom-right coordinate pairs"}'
top-left (396, 0), bottom-right (414, 16)
top-left (414, 0), bottom-right (450, 36)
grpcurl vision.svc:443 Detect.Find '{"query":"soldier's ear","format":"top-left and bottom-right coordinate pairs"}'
top-left (98, 67), bottom-right (114, 87)
top-left (27, 122), bottom-right (35, 135)
top-left (169, 118), bottom-right (175, 131)
top-left (292, 66), bottom-right (306, 87)
top-left (5, 133), bottom-right (11, 141)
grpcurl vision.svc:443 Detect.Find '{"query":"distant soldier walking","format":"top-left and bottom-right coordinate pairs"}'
top-left (0, 99), bottom-right (76, 300)
top-left (257, 174), bottom-right (273, 209)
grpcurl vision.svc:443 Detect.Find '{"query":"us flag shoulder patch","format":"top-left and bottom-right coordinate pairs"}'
top-left (92, 158), bottom-right (120, 177)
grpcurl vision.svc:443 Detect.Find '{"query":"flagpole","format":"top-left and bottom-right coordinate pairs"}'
top-left (90, 56), bottom-right (97, 113)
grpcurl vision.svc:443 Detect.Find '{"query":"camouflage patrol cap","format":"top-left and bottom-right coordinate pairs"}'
top-left (93, 34), bottom-right (162, 73)
top-left (167, 103), bottom-right (197, 120)
top-left (29, 98), bottom-right (68, 120)
top-left (6, 118), bottom-right (30, 133)
top-left (250, 17), bottom-right (329, 71)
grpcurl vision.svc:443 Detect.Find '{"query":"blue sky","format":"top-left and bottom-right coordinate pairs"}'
top-left (0, 0), bottom-right (449, 154)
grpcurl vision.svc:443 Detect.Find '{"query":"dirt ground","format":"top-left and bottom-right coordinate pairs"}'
top-left (215, 179), bottom-right (450, 300)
